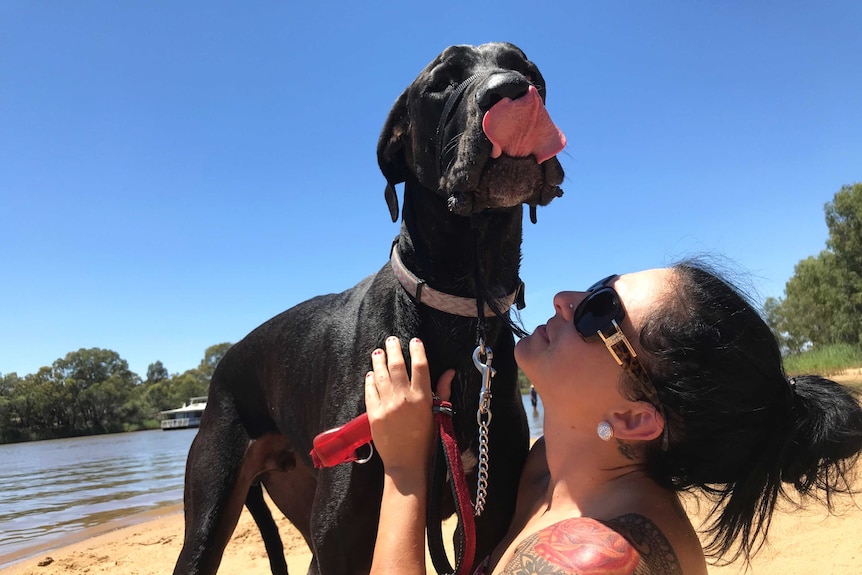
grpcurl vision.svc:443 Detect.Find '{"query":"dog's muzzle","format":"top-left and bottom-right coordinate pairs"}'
top-left (435, 71), bottom-right (493, 176)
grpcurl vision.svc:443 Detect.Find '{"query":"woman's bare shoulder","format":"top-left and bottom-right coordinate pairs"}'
top-left (496, 515), bottom-right (682, 575)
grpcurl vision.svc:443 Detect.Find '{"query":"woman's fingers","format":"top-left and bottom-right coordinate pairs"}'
top-left (409, 338), bottom-right (430, 395)
top-left (384, 336), bottom-right (408, 387)
top-left (370, 337), bottom-right (432, 400)
top-left (365, 336), bottom-right (436, 473)
top-left (364, 370), bottom-right (379, 405)
top-left (370, 345), bottom-right (390, 389)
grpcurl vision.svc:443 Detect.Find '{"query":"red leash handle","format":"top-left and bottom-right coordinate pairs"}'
top-left (309, 413), bottom-right (372, 468)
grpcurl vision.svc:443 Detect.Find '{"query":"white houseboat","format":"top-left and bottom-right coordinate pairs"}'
top-left (160, 396), bottom-right (207, 430)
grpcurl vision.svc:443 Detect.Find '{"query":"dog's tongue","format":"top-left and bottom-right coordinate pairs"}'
top-left (482, 85), bottom-right (566, 164)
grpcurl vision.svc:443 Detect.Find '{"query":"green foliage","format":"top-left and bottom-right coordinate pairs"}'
top-left (782, 252), bottom-right (851, 349)
top-left (54, 348), bottom-right (140, 434)
top-left (826, 183), bottom-right (862, 276)
top-left (198, 343), bottom-right (232, 381)
top-left (0, 343), bottom-right (232, 444)
top-left (783, 343), bottom-right (862, 376)
top-left (517, 367), bottom-right (532, 394)
top-left (762, 296), bottom-right (788, 351)
top-left (825, 183), bottom-right (862, 342)
top-left (769, 183), bottom-right (862, 351)
top-left (146, 361), bottom-right (169, 384)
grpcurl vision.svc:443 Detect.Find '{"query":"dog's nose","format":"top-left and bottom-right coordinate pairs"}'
top-left (476, 73), bottom-right (532, 112)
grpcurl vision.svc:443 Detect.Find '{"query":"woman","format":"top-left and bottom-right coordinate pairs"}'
top-left (364, 261), bottom-right (862, 574)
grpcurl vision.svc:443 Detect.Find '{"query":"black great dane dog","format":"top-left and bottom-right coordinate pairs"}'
top-left (173, 42), bottom-right (565, 575)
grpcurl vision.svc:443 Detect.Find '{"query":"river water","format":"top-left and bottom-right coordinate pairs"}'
top-left (0, 395), bottom-right (543, 567)
top-left (522, 392), bottom-right (544, 437)
top-left (0, 428), bottom-right (197, 566)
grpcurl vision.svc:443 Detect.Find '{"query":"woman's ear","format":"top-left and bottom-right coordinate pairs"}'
top-left (607, 403), bottom-right (664, 443)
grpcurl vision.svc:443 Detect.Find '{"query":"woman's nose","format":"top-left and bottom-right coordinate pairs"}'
top-left (553, 291), bottom-right (582, 318)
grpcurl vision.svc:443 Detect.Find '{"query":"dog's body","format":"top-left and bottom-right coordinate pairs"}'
top-left (173, 42), bottom-right (565, 575)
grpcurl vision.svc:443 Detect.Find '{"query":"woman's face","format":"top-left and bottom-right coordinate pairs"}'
top-left (514, 268), bottom-right (671, 411)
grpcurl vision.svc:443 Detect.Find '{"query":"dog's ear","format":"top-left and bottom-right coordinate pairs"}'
top-left (377, 90), bottom-right (410, 223)
top-left (384, 183), bottom-right (399, 223)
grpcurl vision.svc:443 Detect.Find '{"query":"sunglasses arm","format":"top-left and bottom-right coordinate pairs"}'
top-left (597, 319), bottom-right (637, 366)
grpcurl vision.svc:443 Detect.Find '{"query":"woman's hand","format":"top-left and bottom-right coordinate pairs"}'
top-left (365, 336), bottom-right (454, 575)
top-left (364, 336), bottom-right (453, 477)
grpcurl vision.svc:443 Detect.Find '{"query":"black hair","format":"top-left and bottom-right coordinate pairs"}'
top-left (635, 259), bottom-right (862, 565)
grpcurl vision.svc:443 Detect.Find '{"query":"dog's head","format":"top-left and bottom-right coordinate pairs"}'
top-left (378, 42), bottom-right (566, 222)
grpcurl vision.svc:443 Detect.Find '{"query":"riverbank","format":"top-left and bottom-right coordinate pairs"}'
top-left (0, 497), bottom-right (319, 575)
top-left (3, 474), bottom-right (861, 575)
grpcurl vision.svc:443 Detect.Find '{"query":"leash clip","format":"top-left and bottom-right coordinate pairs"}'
top-left (473, 343), bottom-right (495, 419)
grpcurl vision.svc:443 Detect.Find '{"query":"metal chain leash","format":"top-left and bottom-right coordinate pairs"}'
top-left (472, 340), bottom-right (495, 516)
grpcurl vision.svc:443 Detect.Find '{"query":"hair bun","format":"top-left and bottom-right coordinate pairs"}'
top-left (779, 375), bottom-right (862, 492)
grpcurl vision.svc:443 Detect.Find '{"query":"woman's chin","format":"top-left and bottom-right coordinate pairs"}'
top-left (514, 339), bottom-right (536, 377)
top-left (514, 337), bottom-right (528, 364)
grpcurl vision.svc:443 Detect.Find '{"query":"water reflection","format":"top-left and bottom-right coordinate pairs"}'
top-left (0, 429), bottom-right (196, 563)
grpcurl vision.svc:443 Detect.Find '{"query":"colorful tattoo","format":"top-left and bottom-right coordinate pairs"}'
top-left (497, 515), bottom-right (681, 575)
top-left (499, 518), bottom-right (639, 574)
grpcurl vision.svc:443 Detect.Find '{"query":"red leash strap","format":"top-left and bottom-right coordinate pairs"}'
top-left (428, 400), bottom-right (476, 575)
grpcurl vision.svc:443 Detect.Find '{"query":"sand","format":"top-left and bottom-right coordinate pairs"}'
top-left (2, 482), bottom-right (859, 574)
top-left (4, 372), bottom-right (861, 574)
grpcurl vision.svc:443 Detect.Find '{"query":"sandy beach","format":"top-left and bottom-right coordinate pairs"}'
top-left (3, 477), bottom-right (860, 574)
top-left (4, 372), bottom-right (860, 575)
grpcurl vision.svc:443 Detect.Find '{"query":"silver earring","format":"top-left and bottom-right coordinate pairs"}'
top-left (597, 421), bottom-right (614, 441)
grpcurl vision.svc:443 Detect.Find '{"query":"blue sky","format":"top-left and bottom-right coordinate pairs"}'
top-left (2, 2), bottom-right (861, 379)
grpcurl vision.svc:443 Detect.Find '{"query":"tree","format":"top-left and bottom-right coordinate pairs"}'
top-left (1, 342), bottom-right (237, 443)
top-left (763, 297), bottom-right (790, 353)
top-left (826, 183), bottom-right (862, 274)
top-left (14, 368), bottom-right (61, 435)
top-left (52, 348), bottom-right (139, 433)
top-left (781, 253), bottom-right (849, 349)
top-left (772, 183), bottom-right (862, 351)
top-left (146, 361), bottom-right (169, 384)
top-left (171, 371), bottom-right (210, 405)
top-left (141, 379), bottom-right (175, 412)
top-left (198, 343), bottom-right (232, 382)
top-left (824, 182), bottom-right (862, 343)
top-left (0, 373), bottom-right (21, 439)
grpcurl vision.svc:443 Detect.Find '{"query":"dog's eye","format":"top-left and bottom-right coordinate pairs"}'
top-left (427, 77), bottom-right (455, 94)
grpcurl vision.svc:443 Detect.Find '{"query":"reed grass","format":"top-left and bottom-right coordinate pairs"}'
top-left (784, 343), bottom-right (862, 376)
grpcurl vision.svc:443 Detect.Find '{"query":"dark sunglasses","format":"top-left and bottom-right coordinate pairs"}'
top-left (573, 274), bottom-right (670, 451)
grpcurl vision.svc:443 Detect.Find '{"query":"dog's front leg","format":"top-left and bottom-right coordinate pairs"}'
top-left (309, 461), bottom-right (385, 574)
